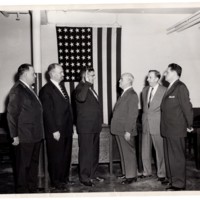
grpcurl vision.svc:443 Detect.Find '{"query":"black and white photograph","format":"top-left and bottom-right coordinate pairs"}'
top-left (1, 0), bottom-right (200, 199)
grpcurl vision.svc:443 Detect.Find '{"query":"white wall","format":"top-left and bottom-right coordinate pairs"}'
top-left (43, 11), bottom-right (200, 107)
top-left (0, 13), bottom-right (31, 112)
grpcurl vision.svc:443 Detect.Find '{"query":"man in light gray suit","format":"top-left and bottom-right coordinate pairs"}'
top-left (141, 70), bottom-right (166, 182)
top-left (111, 73), bottom-right (138, 184)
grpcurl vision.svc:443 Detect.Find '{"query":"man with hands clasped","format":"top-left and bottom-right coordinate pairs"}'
top-left (111, 73), bottom-right (138, 184)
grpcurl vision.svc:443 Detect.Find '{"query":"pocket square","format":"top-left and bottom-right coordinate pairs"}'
top-left (168, 95), bottom-right (175, 98)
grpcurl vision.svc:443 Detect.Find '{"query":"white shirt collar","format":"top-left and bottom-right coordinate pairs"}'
top-left (121, 86), bottom-right (132, 96)
top-left (149, 83), bottom-right (159, 92)
top-left (19, 79), bottom-right (30, 89)
top-left (50, 79), bottom-right (60, 88)
top-left (168, 78), bottom-right (179, 90)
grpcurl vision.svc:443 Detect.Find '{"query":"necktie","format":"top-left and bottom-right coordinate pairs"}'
top-left (148, 87), bottom-right (154, 108)
top-left (29, 87), bottom-right (41, 104)
top-left (90, 87), bottom-right (98, 100)
top-left (59, 83), bottom-right (69, 100)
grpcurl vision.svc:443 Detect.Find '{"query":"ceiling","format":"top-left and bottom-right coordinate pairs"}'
top-left (61, 7), bottom-right (200, 14)
top-left (1, 3), bottom-right (200, 15)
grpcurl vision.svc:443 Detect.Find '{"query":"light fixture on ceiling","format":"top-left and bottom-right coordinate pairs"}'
top-left (166, 10), bottom-right (200, 34)
top-left (0, 11), bottom-right (9, 17)
top-left (16, 12), bottom-right (20, 21)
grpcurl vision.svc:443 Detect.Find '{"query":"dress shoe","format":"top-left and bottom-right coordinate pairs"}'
top-left (166, 186), bottom-right (185, 191)
top-left (65, 180), bottom-right (75, 186)
top-left (117, 175), bottom-right (126, 180)
top-left (50, 183), bottom-right (68, 192)
top-left (92, 176), bottom-right (105, 182)
top-left (157, 177), bottom-right (166, 182)
top-left (161, 179), bottom-right (170, 185)
top-left (138, 175), bottom-right (152, 179)
top-left (121, 177), bottom-right (137, 184)
top-left (81, 181), bottom-right (94, 187)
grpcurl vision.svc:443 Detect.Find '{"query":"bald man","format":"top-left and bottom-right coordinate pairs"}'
top-left (111, 73), bottom-right (138, 184)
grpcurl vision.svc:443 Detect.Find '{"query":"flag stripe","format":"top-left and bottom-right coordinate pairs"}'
top-left (70, 82), bottom-right (75, 96)
top-left (111, 28), bottom-right (117, 109)
top-left (92, 28), bottom-right (98, 94)
top-left (97, 28), bottom-right (103, 123)
top-left (107, 28), bottom-right (112, 124)
top-left (116, 28), bottom-right (122, 98)
top-left (102, 28), bottom-right (108, 124)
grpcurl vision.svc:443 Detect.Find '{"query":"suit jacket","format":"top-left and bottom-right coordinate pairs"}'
top-left (142, 85), bottom-right (166, 135)
top-left (7, 81), bottom-right (44, 143)
top-left (39, 81), bottom-right (73, 139)
top-left (75, 81), bottom-right (102, 134)
top-left (161, 80), bottom-right (193, 138)
top-left (111, 87), bottom-right (138, 136)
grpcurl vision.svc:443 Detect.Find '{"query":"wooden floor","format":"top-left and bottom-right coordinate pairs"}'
top-left (1, 142), bottom-right (200, 195)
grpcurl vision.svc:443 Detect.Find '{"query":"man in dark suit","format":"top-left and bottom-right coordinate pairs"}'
top-left (141, 70), bottom-right (166, 181)
top-left (7, 63), bottom-right (44, 193)
top-left (111, 73), bottom-right (138, 184)
top-left (75, 68), bottom-right (104, 187)
top-left (161, 63), bottom-right (193, 191)
top-left (39, 63), bottom-right (73, 190)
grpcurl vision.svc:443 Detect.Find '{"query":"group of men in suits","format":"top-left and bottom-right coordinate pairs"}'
top-left (7, 62), bottom-right (193, 193)
top-left (7, 63), bottom-right (104, 192)
top-left (110, 64), bottom-right (193, 191)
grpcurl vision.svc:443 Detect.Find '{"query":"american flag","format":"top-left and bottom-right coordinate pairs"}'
top-left (56, 27), bottom-right (93, 82)
top-left (56, 26), bottom-right (122, 124)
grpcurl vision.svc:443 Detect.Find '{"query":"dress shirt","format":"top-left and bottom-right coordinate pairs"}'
top-left (121, 86), bottom-right (132, 97)
top-left (147, 83), bottom-right (159, 103)
top-left (50, 79), bottom-right (65, 96)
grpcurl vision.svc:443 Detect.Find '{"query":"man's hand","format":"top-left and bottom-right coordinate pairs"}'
top-left (124, 132), bottom-right (131, 141)
top-left (187, 127), bottom-right (194, 133)
top-left (53, 131), bottom-right (61, 141)
top-left (12, 136), bottom-right (19, 146)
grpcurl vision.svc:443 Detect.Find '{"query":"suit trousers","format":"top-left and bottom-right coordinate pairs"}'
top-left (46, 136), bottom-right (72, 186)
top-left (142, 133), bottom-right (166, 177)
top-left (78, 133), bottom-right (100, 182)
top-left (163, 137), bottom-right (186, 188)
top-left (115, 135), bottom-right (137, 178)
top-left (14, 141), bottom-right (41, 193)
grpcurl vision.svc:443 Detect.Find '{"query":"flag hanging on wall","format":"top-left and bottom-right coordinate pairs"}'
top-left (56, 26), bottom-right (121, 125)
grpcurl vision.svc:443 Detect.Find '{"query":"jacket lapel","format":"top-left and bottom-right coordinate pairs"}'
top-left (19, 81), bottom-right (41, 105)
top-left (114, 88), bottom-right (133, 110)
top-left (49, 81), bottom-right (69, 101)
top-left (163, 80), bottom-right (180, 100)
top-left (144, 86), bottom-right (150, 105)
top-left (150, 85), bottom-right (162, 108)
top-left (89, 87), bottom-right (99, 103)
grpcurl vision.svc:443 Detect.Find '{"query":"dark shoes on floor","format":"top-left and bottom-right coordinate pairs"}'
top-left (157, 177), bottom-right (166, 182)
top-left (65, 180), bottom-right (75, 186)
top-left (161, 179), bottom-right (170, 185)
top-left (91, 176), bottom-right (105, 183)
top-left (117, 175), bottom-right (126, 180)
top-left (81, 181), bottom-right (95, 187)
top-left (138, 175), bottom-right (152, 179)
top-left (166, 186), bottom-right (185, 191)
top-left (121, 177), bottom-right (137, 184)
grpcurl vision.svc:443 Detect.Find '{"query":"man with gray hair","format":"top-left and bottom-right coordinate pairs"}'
top-left (111, 73), bottom-right (138, 184)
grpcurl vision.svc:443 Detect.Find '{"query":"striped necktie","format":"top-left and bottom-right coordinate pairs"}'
top-left (59, 83), bottom-right (69, 100)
